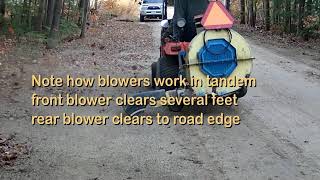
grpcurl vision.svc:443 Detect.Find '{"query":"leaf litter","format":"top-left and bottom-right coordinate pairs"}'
top-left (0, 133), bottom-right (30, 167)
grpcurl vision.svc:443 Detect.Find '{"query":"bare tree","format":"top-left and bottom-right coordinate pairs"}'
top-left (226, 0), bottom-right (231, 11)
top-left (47, 0), bottom-right (63, 49)
top-left (240, 0), bottom-right (245, 24)
top-left (94, 0), bottom-right (98, 10)
top-left (27, 0), bottom-right (32, 29)
top-left (46, 0), bottom-right (55, 27)
top-left (264, 0), bottom-right (270, 30)
top-left (78, 0), bottom-right (84, 25)
top-left (0, 0), bottom-right (5, 18)
top-left (20, 0), bottom-right (27, 23)
top-left (61, 0), bottom-right (65, 17)
top-left (297, 0), bottom-right (305, 34)
top-left (248, 0), bottom-right (255, 27)
top-left (284, 0), bottom-right (291, 32)
top-left (36, 0), bottom-right (47, 31)
top-left (80, 0), bottom-right (89, 38)
top-left (318, 0), bottom-right (320, 24)
top-left (306, 0), bottom-right (313, 15)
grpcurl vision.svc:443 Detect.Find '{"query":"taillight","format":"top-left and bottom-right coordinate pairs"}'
top-left (171, 45), bottom-right (181, 51)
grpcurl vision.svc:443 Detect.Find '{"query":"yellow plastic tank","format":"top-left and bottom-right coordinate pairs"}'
top-left (186, 29), bottom-right (253, 96)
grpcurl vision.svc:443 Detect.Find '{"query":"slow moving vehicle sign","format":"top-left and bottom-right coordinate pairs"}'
top-left (201, 0), bottom-right (234, 30)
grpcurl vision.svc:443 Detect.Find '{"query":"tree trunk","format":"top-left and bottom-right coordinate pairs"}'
top-left (264, 0), bottom-right (271, 30)
top-left (248, 0), bottom-right (255, 27)
top-left (0, 0), bottom-right (4, 27)
top-left (61, 0), bottom-right (65, 17)
top-left (292, 0), bottom-right (298, 33)
top-left (284, 0), bottom-right (291, 33)
top-left (94, 0), bottom-right (98, 10)
top-left (297, 0), bottom-right (305, 35)
top-left (36, 0), bottom-right (47, 31)
top-left (47, 0), bottom-right (63, 49)
top-left (67, 0), bottom-right (72, 20)
top-left (21, 0), bottom-right (28, 24)
top-left (46, 0), bottom-right (55, 27)
top-left (318, 0), bottom-right (320, 25)
top-left (240, 0), bottom-right (245, 24)
top-left (254, 1), bottom-right (257, 25)
top-left (80, 0), bottom-right (89, 38)
top-left (27, 0), bottom-right (32, 29)
top-left (78, 0), bottom-right (84, 26)
top-left (226, 0), bottom-right (230, 11)
top-left (272, 0), bottom-right (280, 24)
top-left (43, 0), bottom-right (48, 26)
top-left (306, 0), bottom-right (312, 15)
top-left (0, 0), bottom-right (5, 17)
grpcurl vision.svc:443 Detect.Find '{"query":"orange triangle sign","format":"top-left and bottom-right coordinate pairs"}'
top-left (201, 1), bottom-right (234, 30)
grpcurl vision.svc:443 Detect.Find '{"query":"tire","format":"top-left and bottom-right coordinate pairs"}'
top-left (157, 56), bottom-right (183, 112)
top-left (168, 104), bottom-right (184, 112)
top-left (151, 62), bottom-right (158, 89)
top-left (236, 87), bottom-right (248, 98)
top-left (140, 15), bottom-right (145, 22)
top-left (158, 56), bottom-right (179, 91)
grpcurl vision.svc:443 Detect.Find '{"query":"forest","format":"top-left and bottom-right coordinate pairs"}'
top-left (0, 0), bottom-right (99, 48)
top-left (230, 0), bottom-right (320, 40)
top-left (0, 0), bottom-right (319, 49)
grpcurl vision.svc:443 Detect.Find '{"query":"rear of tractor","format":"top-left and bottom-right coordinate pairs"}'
top-left (125, 0), bottom-right (254, 115)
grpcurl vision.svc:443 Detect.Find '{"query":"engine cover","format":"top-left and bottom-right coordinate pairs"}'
top-left (198, 39), bottom-right (237, 78)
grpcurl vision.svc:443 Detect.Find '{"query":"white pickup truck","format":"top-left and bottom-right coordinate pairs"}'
top-left (139, 0), bottom-right (164, 22)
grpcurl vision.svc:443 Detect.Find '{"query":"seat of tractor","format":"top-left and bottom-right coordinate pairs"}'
top-left (172, 0), bottom-right (209, 42)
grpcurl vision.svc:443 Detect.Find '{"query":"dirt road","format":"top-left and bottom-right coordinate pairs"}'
top-left (1, 16), bottom-right (320, 180)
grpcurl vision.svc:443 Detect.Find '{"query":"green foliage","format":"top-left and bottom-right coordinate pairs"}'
top-left (237, 0), bottom-right (320, 39)
top-left (58, 18), bottom-right (80, 40)
top-left (24, 31), bottom-right (48, 42)
top-left (0, 0), bottom-right (84, 46)
top-left (300, 15), bottom-right (320, 38)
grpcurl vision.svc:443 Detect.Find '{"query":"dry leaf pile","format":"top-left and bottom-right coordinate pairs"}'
top-left (0, 37), bottom-right (15, 55)
top-left (54, 19), bottom-right (154, 76)
top-left (0, 134), bottom-right (29, 167)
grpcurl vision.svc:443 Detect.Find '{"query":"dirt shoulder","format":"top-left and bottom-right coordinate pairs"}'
top-left (0, 18), bottom-right (155, 178)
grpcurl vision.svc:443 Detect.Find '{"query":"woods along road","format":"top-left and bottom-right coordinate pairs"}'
top-left (1, 16), bottom-right (320, 180)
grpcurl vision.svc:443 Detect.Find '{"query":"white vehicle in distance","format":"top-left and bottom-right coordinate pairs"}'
top-left (139, 0), bottom-right (164, 22)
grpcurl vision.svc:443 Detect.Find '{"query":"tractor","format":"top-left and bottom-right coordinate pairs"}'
top-left (125, 0), bottom-right (254, 115)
